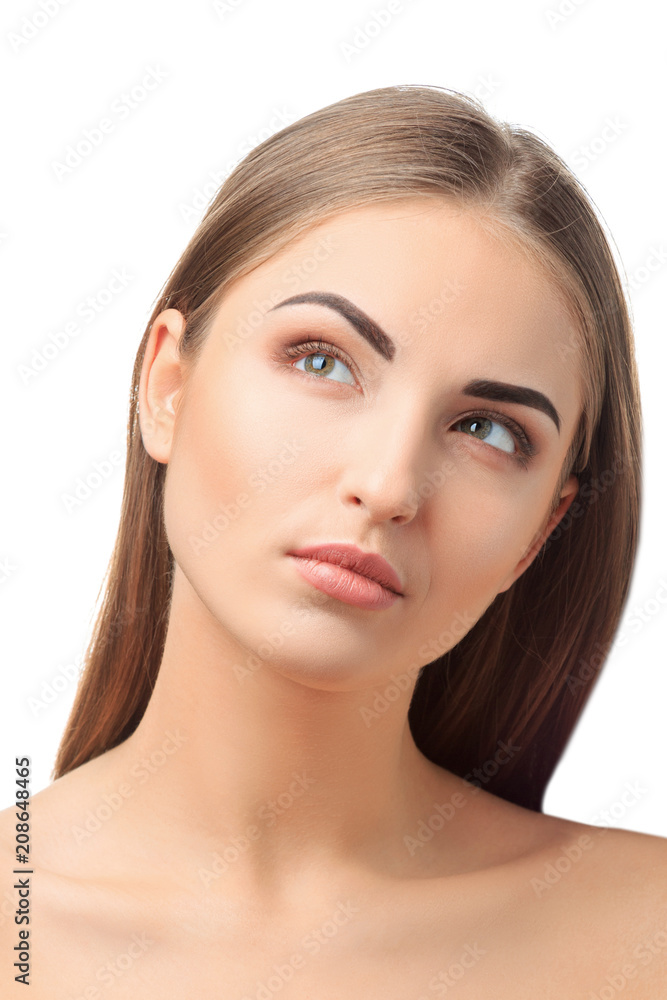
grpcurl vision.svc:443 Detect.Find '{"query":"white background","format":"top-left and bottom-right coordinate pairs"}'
top-left (1, 0), bottom-right (665, 837)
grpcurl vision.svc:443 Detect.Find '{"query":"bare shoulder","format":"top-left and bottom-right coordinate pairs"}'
top-left (523, 813), bottom-right (667, 995)
top-left (539, 812), bottom-right (667, 899)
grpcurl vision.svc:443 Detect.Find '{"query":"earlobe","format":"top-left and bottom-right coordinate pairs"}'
top-left (138, 309), bottom-right (187, 465)
top-left (496, 474), bottom-right (580, 594)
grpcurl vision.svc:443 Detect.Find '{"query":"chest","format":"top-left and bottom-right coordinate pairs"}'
top-left (21, 883), bottom-right (661, 1000)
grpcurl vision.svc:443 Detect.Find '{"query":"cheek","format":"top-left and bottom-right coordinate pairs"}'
top-left (423, 486), bottom-right (544, 632)
top-left (162, 365), bottom-right (310, 568)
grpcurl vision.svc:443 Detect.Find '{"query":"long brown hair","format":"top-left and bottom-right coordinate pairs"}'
top-left (53, 85), bottom-right (641, 812)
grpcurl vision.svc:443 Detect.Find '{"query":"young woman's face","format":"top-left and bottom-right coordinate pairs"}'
top-left (146, 198), bottom-right (582, 689)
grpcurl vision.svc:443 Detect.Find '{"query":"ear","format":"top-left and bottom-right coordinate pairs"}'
top-left (138, 309), bottom-right (187, 465)
top-left (496, 474), bottom-right (579, 594)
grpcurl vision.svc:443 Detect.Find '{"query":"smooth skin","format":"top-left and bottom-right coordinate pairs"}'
top-left (2, 198), bottom-right (666, 997)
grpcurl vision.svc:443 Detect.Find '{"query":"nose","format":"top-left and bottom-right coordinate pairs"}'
top-left (336, 400), bottom-right (437, 525)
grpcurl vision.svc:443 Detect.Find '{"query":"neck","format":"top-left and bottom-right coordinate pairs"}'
top-left (109, 567), bottom-right (466, 899)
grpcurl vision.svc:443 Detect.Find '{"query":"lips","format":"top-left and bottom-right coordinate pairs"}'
top-left (285, 543), bottom-right (403, 595)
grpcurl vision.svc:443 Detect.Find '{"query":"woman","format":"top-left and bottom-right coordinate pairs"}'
top-left (2, 85), bottom-right (666, 996)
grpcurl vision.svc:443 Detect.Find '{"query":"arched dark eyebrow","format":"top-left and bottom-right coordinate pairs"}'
top-left (270, 291), bottom-right (396, 361)
top-left (270, 291), bottom-right (561, 433)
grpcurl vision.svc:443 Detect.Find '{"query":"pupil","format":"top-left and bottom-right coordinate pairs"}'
top-left (471, 418), bottom-right (491, 439)
top-left (306, 354), bottom-right (332, 374)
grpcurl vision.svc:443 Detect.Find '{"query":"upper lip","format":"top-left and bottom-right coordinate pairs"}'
top-left (287, 543), bottom-right (404, 595)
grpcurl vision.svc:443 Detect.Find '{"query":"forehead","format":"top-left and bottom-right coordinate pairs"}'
top-left (214, 197), bottom-right (583, 412)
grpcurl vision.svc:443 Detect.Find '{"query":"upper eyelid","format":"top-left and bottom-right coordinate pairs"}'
top-left (281, 337), bottom-right (534, 452)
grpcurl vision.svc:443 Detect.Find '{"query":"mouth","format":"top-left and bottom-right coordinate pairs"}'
top-left (285, 543), bottom-right (404, 611)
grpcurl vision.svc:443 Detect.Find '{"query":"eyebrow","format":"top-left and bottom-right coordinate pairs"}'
top-left (270, 290), bottom-right (562, 433)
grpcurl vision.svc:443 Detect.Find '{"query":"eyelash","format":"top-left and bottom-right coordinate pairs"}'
top-left (279, 337), bottom-right (535, 469)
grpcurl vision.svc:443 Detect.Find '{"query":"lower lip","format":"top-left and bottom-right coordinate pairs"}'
top-left (288, 556), bottom-right (401, 610)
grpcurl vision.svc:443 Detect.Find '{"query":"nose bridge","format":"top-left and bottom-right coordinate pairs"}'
top-left (340, 391), bottom-right (436, 518)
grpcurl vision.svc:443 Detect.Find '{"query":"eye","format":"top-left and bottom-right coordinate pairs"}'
top-left (454, 412), bottom-right (535, 468)
top-left (282, 339), bottom-right (357, 386)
